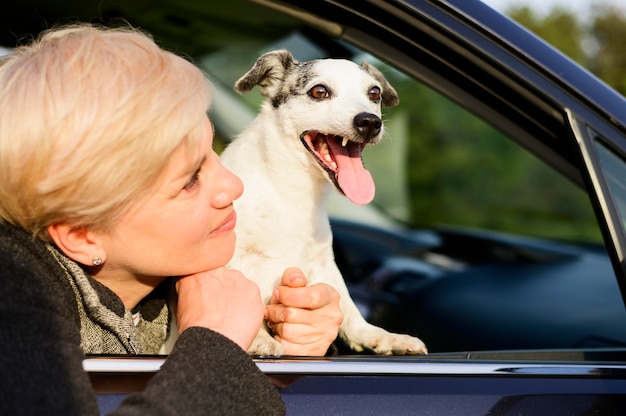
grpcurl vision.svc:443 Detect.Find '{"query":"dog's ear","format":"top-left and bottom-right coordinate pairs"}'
top-left (362, 61), bottom-right (399, 107)
top-left (234, 49), bottom-right (298, 98)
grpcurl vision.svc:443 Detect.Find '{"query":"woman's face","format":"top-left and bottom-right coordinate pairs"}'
top-left (100, 117), bottom-right (244, 279)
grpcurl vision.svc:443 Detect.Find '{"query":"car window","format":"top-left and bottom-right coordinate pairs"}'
top-left (9, 3), bottom-right (611, 359)
top-left (195, 32), bottom-right (625, 355)
top-left (596, 141), bottom-right (626, 232)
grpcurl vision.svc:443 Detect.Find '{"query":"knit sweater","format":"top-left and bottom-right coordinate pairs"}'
top-left (0, 220), bottom-right (286, 415)
top-left (46, 243), bottom-right (171, 354)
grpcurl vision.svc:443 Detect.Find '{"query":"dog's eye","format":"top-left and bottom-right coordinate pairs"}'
top-left (308, 85), bottom-right (330, 100)
top-left (369, 86), bottom-right (382, 103)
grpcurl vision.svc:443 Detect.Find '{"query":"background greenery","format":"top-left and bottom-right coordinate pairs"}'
top-left (509, 4), bottom-right (626, 96)
top-left (365, 4), bottom-right (626, 244)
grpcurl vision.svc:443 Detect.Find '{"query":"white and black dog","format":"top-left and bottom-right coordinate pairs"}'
top-left (221, 49), bottom-right (427, 356)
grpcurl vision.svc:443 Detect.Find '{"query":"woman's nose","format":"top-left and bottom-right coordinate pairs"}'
top-left (213, 163), bottom-right (244, 208)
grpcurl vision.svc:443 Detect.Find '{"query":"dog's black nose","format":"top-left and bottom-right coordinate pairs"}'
top-left (354, 112), bottom-right (382, 141)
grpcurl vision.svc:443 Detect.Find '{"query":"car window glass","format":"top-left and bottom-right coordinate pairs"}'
top-left (596, 140), bottom-right (626, 232)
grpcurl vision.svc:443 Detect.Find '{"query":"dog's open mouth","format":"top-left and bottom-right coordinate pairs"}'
top-left (301, 130), bottom-right (375, 205)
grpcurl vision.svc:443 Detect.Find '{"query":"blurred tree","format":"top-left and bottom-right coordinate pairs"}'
top-left (381, 70), bottom-right (600, 241)
top-left (355, 4), bottom-right (622, 243)
top-left (507, 3), bottom-right (626, 95)
top-left (589, 6), bottom-right (626, 95)
top-left (509, 6), bottom-right (586, 65)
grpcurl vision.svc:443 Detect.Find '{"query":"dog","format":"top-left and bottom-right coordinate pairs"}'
top-left (220, 49), bottom-right (427, 356)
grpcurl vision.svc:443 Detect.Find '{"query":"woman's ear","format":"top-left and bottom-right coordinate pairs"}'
top-left (46, 224), bottom-right (105, 266)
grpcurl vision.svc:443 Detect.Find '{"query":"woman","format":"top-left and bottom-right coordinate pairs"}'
top-left (0, 23), bottom-right (342, 415)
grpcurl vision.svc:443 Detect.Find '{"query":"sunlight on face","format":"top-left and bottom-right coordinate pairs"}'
top-left (99, 117), bottom-right (244, 281)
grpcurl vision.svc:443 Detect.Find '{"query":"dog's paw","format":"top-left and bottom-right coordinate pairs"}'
top-left (345, 326), bottom-right (428, 355)
top-left (247, 330), bottom-right (285, 357)
top-left (375, 332), bottom-right (428, 355)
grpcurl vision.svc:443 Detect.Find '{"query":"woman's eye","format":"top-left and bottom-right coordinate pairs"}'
top-left (308, 85), bottom-right (330, 100)
top-left (183, 169), bottom-right (201, 190)
top-left (369, 86), bottom-right (382, 103)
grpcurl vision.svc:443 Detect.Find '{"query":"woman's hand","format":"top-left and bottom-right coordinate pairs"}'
top-left (176, 267), bottom-right (265, 351)
top-left (266, 267), bottom-right (343, 356)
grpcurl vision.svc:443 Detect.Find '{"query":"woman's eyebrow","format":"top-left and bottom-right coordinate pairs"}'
top-left (196, 155), bottom-right (207, 171)
top-left (186, 154), bottom-right (207, 176)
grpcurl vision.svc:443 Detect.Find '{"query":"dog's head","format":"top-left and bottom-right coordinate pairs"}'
top-left (235, 49), bottom-right (399, 205)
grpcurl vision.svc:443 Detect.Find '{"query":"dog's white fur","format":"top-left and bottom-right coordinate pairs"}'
top-left (220, 50), bottom-right (427, 356)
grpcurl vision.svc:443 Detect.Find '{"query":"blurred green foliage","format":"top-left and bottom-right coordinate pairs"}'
top-left (375, 74), bottom-right (601, 242)
top-left (508, 4), bottom-right (626, 96)
top-left (371, 4), bottom-right (626, 243)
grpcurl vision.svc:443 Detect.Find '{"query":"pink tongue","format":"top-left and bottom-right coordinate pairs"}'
top-left (326, 139), bottom-right (375, 205)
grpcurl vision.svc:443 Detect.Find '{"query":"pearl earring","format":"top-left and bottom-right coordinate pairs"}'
top-left (92, 257), bottom-right (103, 266)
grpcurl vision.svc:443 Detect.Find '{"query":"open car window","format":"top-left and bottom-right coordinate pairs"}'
top-left (4, 0), bottom-right (620, 360)
top-left (193, 31), bottom-right (623, 355)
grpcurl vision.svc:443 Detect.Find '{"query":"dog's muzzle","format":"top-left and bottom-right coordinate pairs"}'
top-left (300, 122), bottom-right (378, 206)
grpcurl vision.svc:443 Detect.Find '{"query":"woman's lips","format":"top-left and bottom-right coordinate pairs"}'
top-left (210, 210), bottom-right (237, 236)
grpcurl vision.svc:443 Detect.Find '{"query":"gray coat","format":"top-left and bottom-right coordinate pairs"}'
top-left (0, 220), bottom-right (285, 415)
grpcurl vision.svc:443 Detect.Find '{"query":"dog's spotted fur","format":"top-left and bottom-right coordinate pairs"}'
top-left (221, 49), bottom-right (427, 356)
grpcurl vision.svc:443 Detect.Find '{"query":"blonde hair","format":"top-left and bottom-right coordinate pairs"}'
top-left (0, 23), bottom-right (212, 240)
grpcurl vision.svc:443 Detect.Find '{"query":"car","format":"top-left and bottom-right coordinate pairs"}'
top-left (4, 0), bottom-right (626, 414)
